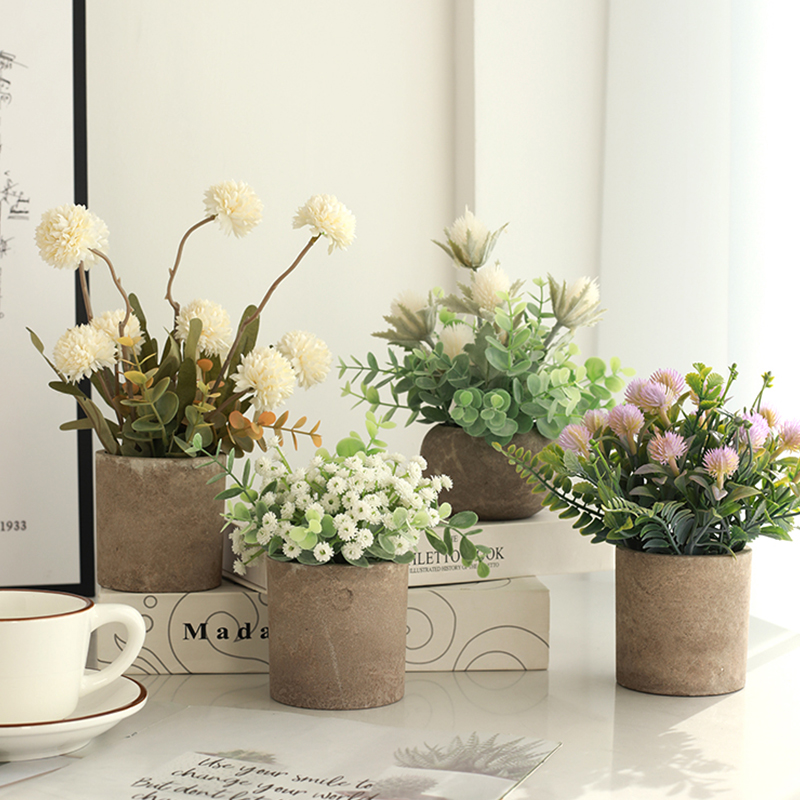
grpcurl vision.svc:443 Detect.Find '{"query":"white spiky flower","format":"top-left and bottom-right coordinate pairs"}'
top-left (439, 324), bottom-right (473, 359)
top-left (472, 263), bottom-right (511, 313)
top-left (176, 298), bottom-right (233, 357)
top-left (548, 275), bottom-right (603, 330)
top-left (52, 323), bottom-right (117, 383)
top-left (390, 290), bottom-right (428, 318)
top-left (204, 180), bottom-right (263, 238)
top-left (233, 346), bottom-right (296, 412)
top-left (292, 194), bottom-right (356, 253)
top-left (276, 330), bottom-right (332, 389)
top-left (35, 204), bottom-right (109, 270)
top-left (435, 207), bottom-right (506, 270)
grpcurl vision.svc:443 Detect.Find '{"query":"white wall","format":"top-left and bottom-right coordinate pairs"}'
top-left (86, 0), bottom-right (459, 458)
top-left (83, 1), bottom-right (798, 629)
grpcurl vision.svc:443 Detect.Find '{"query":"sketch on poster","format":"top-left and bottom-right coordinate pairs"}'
top-left (0, 49), bottom-right (31, 319)
top-left (0, 0), bottom-right (92, 594)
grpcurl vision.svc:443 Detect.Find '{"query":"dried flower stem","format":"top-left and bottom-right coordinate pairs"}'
top-left (165, 215), bottom-right (216, 323)
top-left (88, 247), bottom-right (134, 402)
top-left (210, 234), bottom-right (320, 396)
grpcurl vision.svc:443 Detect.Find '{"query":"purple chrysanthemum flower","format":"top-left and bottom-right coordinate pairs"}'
top-left (558, 424), bottom-right (593, 458)
top-left (582, 409), bottom-right (609, 435)
top-left (738, 412), bottom-right (771, 452)
top-left (650, 368), bottom-right (686, 396)
top-left (758, 404), bottom-right (781, 430)
top-left (703, 446), bottom-right (740, 481)
top-left (608, 404), bottom-right (645, 438)
top-left (647, 431), bottom-right (688, 466)
top-left (624, 378), bottom-right (648, 408)
top-left (637, 381), bottom-right (675, 415)
top-left (778, 420), bottom-right (800, 452)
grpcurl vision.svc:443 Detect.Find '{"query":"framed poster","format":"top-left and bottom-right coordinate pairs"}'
top-left (0, 0), bottom-right (94, 595)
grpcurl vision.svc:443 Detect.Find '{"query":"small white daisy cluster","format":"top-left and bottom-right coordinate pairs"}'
top-left (225, 442), bottom-right (455, 572)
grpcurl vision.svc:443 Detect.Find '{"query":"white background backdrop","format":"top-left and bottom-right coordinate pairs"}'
top-left (80, 0), bottom-right (799, 629)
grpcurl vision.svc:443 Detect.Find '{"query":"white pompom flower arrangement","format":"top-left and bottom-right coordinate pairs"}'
top-left (30, 184), bottom-right (355, 459)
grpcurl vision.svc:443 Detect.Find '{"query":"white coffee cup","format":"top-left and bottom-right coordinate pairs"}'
top-left (0, 589), bottom-right (146, 725)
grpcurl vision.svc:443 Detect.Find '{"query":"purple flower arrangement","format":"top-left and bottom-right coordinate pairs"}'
top-left (496, 363), bottom-right (800, 554)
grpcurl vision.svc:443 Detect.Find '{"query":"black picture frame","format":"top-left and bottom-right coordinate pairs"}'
top-left (0, 0), bottom-right (94, 596)
top-left (67, 0), bottom-right (95, 598)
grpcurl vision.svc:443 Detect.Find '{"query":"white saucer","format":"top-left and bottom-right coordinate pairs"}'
top-left (0, 674), bottom-right (147, 762)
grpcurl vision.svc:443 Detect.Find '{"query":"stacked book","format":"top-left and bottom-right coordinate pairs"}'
top-left (95, 511), bottom-right (612, 675)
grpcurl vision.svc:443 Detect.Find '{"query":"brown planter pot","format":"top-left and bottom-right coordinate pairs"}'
top-left (615, 547), bottom-right (752, 696)
top-left (267, 559), bottom-right (408, 709)
top-left (95, 452), bottom-right (225, 593)
top-left (420, 424), bottom-right (548, 521)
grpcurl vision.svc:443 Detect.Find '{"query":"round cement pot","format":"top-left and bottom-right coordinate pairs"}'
top-left (420, 424), bottom-right (549, 521)
top-left (615, 547), bottom-right (752, 696)
top-left (95, 452), bottom-right (225, 592)
top-left (267, 559), bottom-right (409, 709)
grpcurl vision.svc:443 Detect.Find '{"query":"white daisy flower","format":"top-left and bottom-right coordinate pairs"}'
top-left (91, 309), bottom-right (143, 355)
top-left (233, 347), bottom-right (296, 413)
top-left (204, 180), bottom-right (263, 238)
top-left (35, 204), bottom-right (109, 270)
top-left (52, 323), bottom-right (117, 383)
top-left (342, 542), bottom-right (364, 562)
top-left (176, 299), bottom-right (233, 357)
top-left (313, 542), bottom-right (334, 563)
top-left (292, 194), bottom-right (356, 253)
top-left (276, 330), bottom-right (332, 389)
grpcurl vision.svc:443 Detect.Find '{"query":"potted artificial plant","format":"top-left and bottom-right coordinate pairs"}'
top-left (30, 185), bottom-right (355, 592)
top-left (206, 411), bottom-right (485, 709)
top-left (339, 208), bottom-right (630, 520)
top-left (498, 363), bottom-right (799, 695)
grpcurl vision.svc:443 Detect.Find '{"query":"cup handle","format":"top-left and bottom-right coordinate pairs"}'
top-left (80, 603), bottom-right (146, 697)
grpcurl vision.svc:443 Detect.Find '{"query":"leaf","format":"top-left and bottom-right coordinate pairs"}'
top-left (27, 328), bottom-right (46, 354)
top-left (425, 531), bottom-right (448, 555)
top-left (48, 380), bottom-right (87, 399)
top-left (155, 391), bottom-right (180, 425)
top-left (584, 357), bottom-right (606, 382)
top-left (59, 417), bottom-right (95, 431)
top-left (124, 370), bottom-right (149, 386)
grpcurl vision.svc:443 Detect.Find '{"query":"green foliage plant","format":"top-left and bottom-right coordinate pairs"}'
top-left (197, 411), bottom-right (490, 575)
top-left (339, 208), bottom-right (630, 446)
top-left (496, 363), bottom-right (800, 555)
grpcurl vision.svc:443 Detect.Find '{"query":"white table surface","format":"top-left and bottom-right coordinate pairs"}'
top-left (3, 571), bottom-right (799, 799)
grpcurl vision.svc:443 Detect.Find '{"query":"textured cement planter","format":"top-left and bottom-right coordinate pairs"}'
top-left (267, 559), bottom-right (409, 709)
top-left (420, 424), bottom-right (549, 521)
top-left (95, 452), bottom-right (225, 592)
top-left (615, 547), bottom-right (752, 696)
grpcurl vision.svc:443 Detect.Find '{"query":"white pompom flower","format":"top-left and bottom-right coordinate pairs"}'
top-left (90, 309), bottom-right (143, 355)
top-left (35, 204), bottom-right (109, 270)
top-left (52, 323), bottom-right (117, 383)
top-left (204, 180), bottom-right (263, 238)
top-left (176, 298), bottom-right (233, 357)
top-left (276, 330), bottom-right (332, 389)
top-left (233, 346), bottom-right (296, 413)
top-left (293, 194), bottom-right (356, 253)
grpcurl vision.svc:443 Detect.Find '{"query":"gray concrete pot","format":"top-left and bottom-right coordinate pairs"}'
top-left (420, 424), bottom-right (548, 521)
top-left (267, 559), bottom-right (408, 709)
top-left (95, 451), bottom-right (225, 592)
top-left (615, 547), bottom-right (752, 696)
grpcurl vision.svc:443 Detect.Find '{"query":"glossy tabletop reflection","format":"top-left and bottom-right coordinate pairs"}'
top-left (2, 572), bottom-right (799, 799)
